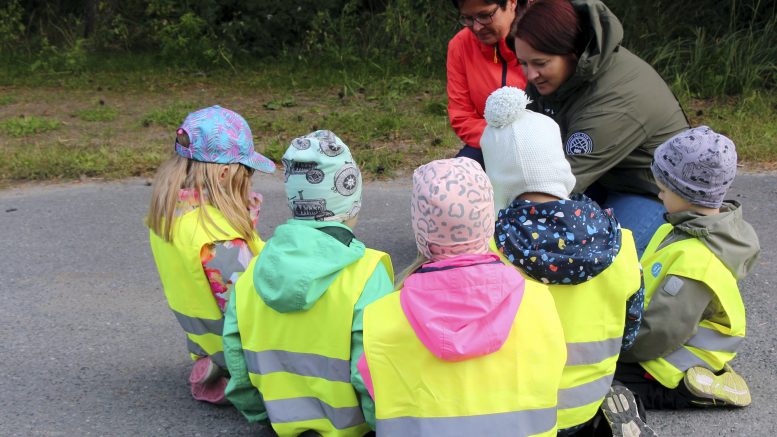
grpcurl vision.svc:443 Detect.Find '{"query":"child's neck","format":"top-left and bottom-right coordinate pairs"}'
top-left (689, 204), bottom-right (721, 216)
top-left (518, 192), bottom-right (563, 203)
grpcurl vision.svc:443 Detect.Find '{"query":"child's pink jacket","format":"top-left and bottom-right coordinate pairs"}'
top-left (358, 253), bottom-right (526, 397)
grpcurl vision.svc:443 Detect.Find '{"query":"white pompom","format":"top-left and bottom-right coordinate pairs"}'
top-left (483, 86), bottom-right (532, 128)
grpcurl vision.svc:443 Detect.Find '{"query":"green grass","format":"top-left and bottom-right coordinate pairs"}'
top-left (685, 92), bottom-right (777, 166)
top-left (0, 142), bottom-right (164, 180)
top-left (0, 116), bottom-right (60, 137)
top-left (0, 57), bottom-right (775, 185)
top-left (0, 95), bottom-right (16, 105)
top-left (75, 106), bottom-right (119, 122)
top-left (140, 101), bottom-right (199, 128)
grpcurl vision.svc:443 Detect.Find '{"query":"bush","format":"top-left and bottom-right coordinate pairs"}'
top-left (607, 0), bottom-right (777, 96)
top-left (0, 0), bottom-right (774, 96)
top-left (0, 0), bottom-right (24, 51)
top-left (302, 0), bottom-right (455, 73)
top-left (30, 36), bottom-right (89, 73)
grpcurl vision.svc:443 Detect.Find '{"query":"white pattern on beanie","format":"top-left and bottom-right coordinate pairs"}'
top-left (481, 87), bottom-right (576, 211)
top-left (651, 125), bottom-right (737, 209)
top-left (282, 130), bottom-right (362, 222)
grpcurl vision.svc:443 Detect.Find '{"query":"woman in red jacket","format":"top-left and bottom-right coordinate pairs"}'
top-left (447, 0), bottom-right (529, 169)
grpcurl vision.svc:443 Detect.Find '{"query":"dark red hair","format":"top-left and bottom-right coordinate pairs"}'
top-left (509, 0), bottom-right (585, 56)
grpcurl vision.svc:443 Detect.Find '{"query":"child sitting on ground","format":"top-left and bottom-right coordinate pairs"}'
top-left (222, 130), bottom-right (394, 436)
top-left (357, 158), bottom-right (567, 436)
top-left (147, 105), bottom-right (276, 404)
top-left (480, 86), bottom-right (652, 436)
top-left (617, 126), bottom-right (761, 409)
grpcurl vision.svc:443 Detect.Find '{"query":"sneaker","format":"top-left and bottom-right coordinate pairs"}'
top-left (191, 376), bottom-right (230, 405)
top-left (189, 356), bottom-right (222, 385)
top-left (684, 364), bottom-right (751, 407)
top-left (601, 385), bottom-right (657, 437)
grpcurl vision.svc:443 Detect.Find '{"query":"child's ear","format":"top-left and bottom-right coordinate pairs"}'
top-left (218, 165), bottom-right (230, 183)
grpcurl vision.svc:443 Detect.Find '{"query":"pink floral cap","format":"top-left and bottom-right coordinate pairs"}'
top-left (175, 105), bottom-right (276, 173)
top-left (411, 158), bottom-right (495, 261)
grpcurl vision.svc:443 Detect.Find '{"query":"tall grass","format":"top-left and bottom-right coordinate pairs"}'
top-left (608, 0), bottom-right (776, 97)
top-left (1, 0), bottom-right (774, 97)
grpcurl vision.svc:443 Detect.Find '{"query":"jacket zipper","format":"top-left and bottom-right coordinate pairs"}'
top-left (495, 45), bottom-right (508, 87)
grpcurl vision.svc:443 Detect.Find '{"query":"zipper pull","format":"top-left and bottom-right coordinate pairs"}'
top-left (494, 46), bottom-right (498, 64)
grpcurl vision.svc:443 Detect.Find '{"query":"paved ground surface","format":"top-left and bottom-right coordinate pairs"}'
top-left (1, 171), bottom-right (775, 436)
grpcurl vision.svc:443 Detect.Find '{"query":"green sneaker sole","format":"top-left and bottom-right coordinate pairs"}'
top-left (684, 366), bottom-right (751, 407)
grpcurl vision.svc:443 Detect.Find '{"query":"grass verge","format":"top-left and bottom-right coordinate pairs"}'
top-left (0, 58), bottom-right (775, 187)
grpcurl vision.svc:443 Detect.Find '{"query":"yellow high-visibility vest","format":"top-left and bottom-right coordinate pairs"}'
top-left (639, 224), bottom-right (745, 388)
top-left (236, 248), bottom-right (392, 437)
top-left (149, 205), bottom-right (262, 367)
top-left (490, 229), bottom-right (640, 429)
top-left (363, 278), bottom-right (566, 436)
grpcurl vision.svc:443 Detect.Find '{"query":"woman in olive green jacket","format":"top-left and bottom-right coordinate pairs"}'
top-left (511, 0), bottom-right (689, 256)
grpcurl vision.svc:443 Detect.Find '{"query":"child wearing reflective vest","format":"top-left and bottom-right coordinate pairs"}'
top-left (357, 158), bottom-right (567, 436)
top-left (617, 126), bottom-right (761, 409)
top-left (480, 87), bottom-right (652, 436)
top-left (147, 105), bottom-right (276, 404)
top-left (222, 130), bottom-right (394, 436)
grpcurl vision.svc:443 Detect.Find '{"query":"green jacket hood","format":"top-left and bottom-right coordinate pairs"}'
top-left (667, 201), bottom-right (761, 279)
top-left (253, 219), bottom-right (365, 313)
top-left (557, 0), bottom-right (624, 98)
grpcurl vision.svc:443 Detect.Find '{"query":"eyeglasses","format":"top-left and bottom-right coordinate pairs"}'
top-left (458, 5), bottom-right (500, 27)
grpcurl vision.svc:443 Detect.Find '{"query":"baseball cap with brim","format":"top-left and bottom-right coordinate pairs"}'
top-left (175, 105), bottom-right (276, 174)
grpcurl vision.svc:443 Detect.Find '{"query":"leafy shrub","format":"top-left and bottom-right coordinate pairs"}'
top-left (154, 12), bottom-right (224, 66)
top-left (607, 0), bottom-right (777, 96)
top-left (0, 0), bottom-right (24, 51)
top-left (303, 0), bottom-right (455, 72)
top-left (1, 0), bottom-right (775, 97)
top-left (30, 36), bottom-right (89, 73)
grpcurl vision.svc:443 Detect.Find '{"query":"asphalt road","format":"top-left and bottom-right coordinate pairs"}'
top-left (1, 171), bottom-right (775, 436)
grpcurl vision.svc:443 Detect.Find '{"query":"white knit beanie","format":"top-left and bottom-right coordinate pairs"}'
top-left (481, 86), bottom-right (576, 211)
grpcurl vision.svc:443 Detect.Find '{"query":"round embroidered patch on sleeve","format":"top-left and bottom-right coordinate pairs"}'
top-left (566, 132), bottom-right (594, 155)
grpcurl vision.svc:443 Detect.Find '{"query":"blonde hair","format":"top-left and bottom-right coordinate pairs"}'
top-left (147, 153), bottom-right (256, 243)
top-left (394, 251), bottom-right (431, 290)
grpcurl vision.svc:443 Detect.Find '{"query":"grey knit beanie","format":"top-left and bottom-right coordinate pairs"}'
top-left (651, 126), bottom-right (737, 209)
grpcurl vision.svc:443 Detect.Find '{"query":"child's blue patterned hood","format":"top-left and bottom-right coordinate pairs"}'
top-left (494, 194), bottom-right (621, 284)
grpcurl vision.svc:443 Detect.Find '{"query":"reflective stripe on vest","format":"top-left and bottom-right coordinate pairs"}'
top-left (265, 397), bottom-right (366, 430)
top-left (236, 248), bottom-right (392, 437)
top-left (686, 326), bottom-right (743, 353)
top-left (566, 337), bottom-right (622, 366)
top-left (376, 407), bottom-right (557, 437)
top-left (187, 338), bottom-right (225, 368)
top-left (659, 327), bottom-right (744, 373)
top-left (638, 224), bottom-right (745, 389)
top-left (244, 350), bottom-right (350, 383)
top-left (490, 230), bottom-right (640, 429)
top-left (149, 204), bottom-right (262, 363)
top-left (557, 374), bottom-right (614, 410)
top-left (364, 283), bottom-right (566, 437)
top-left (173, 309), bottom-right (224, 336)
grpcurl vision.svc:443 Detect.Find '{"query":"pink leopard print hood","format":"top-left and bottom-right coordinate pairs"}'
top-left (411, 158), bottom-right (495, 261)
